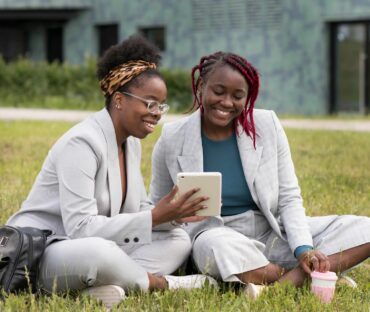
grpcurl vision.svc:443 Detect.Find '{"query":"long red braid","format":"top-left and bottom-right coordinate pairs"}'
top-left (191, 52), bottom-right (260, 148)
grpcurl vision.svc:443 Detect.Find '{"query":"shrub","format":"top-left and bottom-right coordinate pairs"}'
top-left (161, 68), bottom-right (193, 112)
top-left (0, 58), bottom-right (193, 112)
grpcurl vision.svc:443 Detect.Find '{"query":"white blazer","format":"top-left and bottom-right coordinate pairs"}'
top-left (7, 108), bottom-right (154, 246)
top-left (149, 109), bottom-right (313, 252)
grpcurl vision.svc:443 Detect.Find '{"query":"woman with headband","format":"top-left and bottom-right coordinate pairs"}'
top-left (6, 35), bottom-right (216, 308)
top-left (149, 51), bottom-right (370, 298)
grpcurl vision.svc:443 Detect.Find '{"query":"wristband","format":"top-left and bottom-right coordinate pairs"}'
top-left (294, 245), bottom-right (313, 258)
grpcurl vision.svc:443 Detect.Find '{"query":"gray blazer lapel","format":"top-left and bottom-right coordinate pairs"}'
top-left (177, 110), bottom-right (203, 172)
top-left (94, 109), bottom-right (122, 217)
top-left (121, 138), bottom-right (136, 213)
top-left (236, 124), bottom-right (263, 203)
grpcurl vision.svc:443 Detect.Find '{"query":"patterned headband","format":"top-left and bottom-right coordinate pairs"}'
top-left (99, 60), bottom-right (157, 96)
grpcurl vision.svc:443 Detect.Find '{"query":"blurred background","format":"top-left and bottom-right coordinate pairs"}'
top-left (0, 0), bottom-right (370, 115)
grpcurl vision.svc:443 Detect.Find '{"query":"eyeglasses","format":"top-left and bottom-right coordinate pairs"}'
top-left (120, 92), bottom-right (170, 115)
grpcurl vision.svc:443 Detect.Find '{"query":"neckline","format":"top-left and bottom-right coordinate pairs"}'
top-left (201, 130), bottom-right (235, 143)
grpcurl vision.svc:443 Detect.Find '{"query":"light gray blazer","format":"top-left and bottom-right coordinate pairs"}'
top-left (149, 109), bottom-right (313, 252)
top-left (7, 108), bottom-right (154, 246)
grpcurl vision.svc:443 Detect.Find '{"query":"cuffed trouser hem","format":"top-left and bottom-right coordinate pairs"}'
top-left (192, 227), bottom-right (269, 282)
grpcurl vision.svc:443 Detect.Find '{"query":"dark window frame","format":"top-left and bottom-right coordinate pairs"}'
top-left (96, 24), bottom-right (119, 57)
top-left (0, 22), bottom-right (29, 62)
top-left (46, 26), bottom-right (63, 63)
top-left (139, 26), bottom-right (166, 51)
top-left (329, 20), bottom-right (370, 114)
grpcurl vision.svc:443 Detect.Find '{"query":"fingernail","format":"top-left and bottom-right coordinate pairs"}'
top-left (202, 205), bottom-right (208, 209)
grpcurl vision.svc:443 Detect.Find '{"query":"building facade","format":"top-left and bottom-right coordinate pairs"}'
top-left (0, 0), bottom-right (369, 115)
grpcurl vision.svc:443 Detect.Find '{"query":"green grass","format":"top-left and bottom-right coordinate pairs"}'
top-left (0, 121), bottom-right (369, 311)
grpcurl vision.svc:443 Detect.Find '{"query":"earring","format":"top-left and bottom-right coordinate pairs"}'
top-left (115, 104), bottom-right (120, 109)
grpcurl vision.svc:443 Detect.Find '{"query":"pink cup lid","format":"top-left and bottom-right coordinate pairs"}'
top-left (311, 271), bottom-right (338, 281)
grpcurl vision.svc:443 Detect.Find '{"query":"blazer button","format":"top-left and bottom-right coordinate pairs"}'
top-left (133, 237), bottom-right (139, 243)
top-left (124, 238), bottom-right (130, 243)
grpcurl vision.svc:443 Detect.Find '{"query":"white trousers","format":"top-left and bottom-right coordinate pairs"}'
top-left (39, 228), bottom-right (191, 292)
top-left (192, 210), bottom-right (370, 282)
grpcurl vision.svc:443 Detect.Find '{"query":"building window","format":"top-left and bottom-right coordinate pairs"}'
top-left (330, 22), bottom-right (370, 114)
top-left (139, 26), bottom-right (166, 51)
top-left (47, 27), bottom-right (63, 63)
top-left (0, 23), bottom-right (29, 62)
top-left (97, 24), bottom-right (118, 56)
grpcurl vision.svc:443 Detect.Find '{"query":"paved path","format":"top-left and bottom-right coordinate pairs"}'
top-left (1, 107), bottom-right (370, 132)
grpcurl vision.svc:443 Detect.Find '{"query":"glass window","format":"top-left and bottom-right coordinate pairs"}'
top-left (47, 27), bottom-right (63, 63)
top-left (335, 23), bottom-right (366, 113)
top-left (97, 24), bottom-right (118, 56)
top-left (0, 24), bottom-right (28, 62)
top-left (139, 26), bottom-right (166, 51)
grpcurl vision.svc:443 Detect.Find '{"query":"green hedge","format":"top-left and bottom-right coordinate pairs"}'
top-left (0, 58), bottom-right (193, 112)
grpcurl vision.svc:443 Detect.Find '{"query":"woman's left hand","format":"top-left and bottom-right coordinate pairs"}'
top-left (298, 250), bottom-right (330, 274)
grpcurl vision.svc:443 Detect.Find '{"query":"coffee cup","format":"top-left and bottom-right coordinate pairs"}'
top-left (310, 271), bottom-right (338, 303)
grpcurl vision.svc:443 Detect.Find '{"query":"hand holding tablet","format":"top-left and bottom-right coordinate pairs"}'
top-left (176, 172), bottom-right (222, 217)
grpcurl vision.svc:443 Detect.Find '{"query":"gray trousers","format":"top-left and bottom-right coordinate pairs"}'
top-left (39, 228), bottom-right (191, 292)
top-left (192, 210), bottom-right (370, 282)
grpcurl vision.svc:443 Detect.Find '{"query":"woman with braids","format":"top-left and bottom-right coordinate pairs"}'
top-left (6, 35), bottom-right (216, 309)
top-left (149, 51), bottom-right (370, 297)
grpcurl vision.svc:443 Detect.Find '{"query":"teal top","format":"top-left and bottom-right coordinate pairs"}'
top-left (201, 132), bottom-right (258, 216)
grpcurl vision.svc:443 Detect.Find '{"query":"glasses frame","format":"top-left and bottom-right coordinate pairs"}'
top-left (120, 92), bottom-right (169, 115)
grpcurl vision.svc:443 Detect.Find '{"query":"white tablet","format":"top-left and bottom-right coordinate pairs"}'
top-left (176, 172), bottom-right (222, 217)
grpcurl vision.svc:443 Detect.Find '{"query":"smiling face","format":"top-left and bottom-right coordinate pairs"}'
top-left (200, 64), bottom-right (249, 138)
top-left (111, 75), bottom-right (167, 141)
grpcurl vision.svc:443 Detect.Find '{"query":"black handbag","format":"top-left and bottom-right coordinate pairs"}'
top-left (0, 225), bottom-right (51, 294)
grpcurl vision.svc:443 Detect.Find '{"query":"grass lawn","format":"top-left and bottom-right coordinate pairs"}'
top-left (0, 120), bottom-right (369, 311)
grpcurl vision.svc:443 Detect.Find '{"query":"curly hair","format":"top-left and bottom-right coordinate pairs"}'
top-left (97, 34), bottom-right (163, 108)
top-left (191, 52), bottom-right (260, 148)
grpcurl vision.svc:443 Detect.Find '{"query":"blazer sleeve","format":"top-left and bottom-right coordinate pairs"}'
top-left (149, 127), bottom-right (175, 205)
top-left (55, 137), bottom-right (153, 245)
top-left (148, 128), bottom-right (182, 231)
top-left (272, 112), bottom-right (313, 251)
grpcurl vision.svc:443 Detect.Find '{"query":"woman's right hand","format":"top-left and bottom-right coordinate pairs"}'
top-left (298, 249), bottom-right (330, 274)
top-left (151, 186), bottom-right (208, 227)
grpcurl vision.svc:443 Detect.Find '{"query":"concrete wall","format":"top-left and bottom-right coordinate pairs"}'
top-left (1, 0), bottom-right (370, 114)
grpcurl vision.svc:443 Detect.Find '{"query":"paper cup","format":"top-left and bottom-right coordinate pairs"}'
top-left (310, 271), bottom-right (338, 303)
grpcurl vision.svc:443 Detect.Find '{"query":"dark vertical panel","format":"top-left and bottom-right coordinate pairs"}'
top-left (139, 27), bottom-right (166, 51)
top-left (366, 22), bottom-right (370, 114)
top-left (329, 23), bottom-right (337, 114)
top-left (0, 23), bottom-right (28, 62)
top-left (98, 24), bottom-right (118, 56)
top-left (334, 23), bottom-right (366, 113)
top-left (47, 27), bottom-right (63, 63)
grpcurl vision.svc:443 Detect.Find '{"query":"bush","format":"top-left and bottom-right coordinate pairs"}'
top-left (161, 68), bottom-right (193, 112)
top-left (0, 58), bottom-right (193, 112)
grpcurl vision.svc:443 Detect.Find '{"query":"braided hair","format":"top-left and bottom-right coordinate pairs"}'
top-left (191, 52), bottom-right (260, 147)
